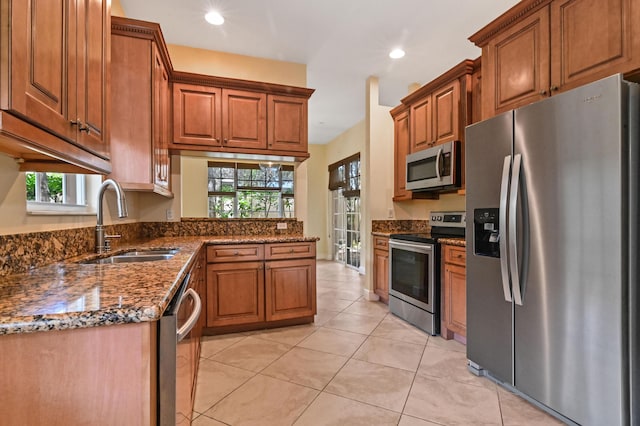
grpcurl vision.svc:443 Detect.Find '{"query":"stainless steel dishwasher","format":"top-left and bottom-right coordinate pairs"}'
top-left (158, 273), bottom-right (202, 425)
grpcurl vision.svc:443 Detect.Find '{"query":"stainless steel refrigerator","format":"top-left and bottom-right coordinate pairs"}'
top-left (465, 74), bottom-right (638, 426)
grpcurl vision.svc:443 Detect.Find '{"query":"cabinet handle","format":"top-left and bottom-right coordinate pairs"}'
top-left (233, 251), bottom-right (239, 256)
top-left (289, 249), bottom-right (294, 253)
top-left (79, 123), bottom-right (90, 133)
top-left (223, 138), bottom-right (228, 144)
top-left (70, 119), bottom-right (82, 127)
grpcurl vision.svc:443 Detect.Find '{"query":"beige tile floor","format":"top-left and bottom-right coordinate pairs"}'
top-left (192, 260), bottom-right (563, 426)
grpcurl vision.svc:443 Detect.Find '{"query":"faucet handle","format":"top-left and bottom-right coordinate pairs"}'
top-left (104, 234), bottom-right (122, 252)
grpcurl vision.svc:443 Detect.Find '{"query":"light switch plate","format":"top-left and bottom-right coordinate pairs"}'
top-left (166, 209), bottom-right (174, 220)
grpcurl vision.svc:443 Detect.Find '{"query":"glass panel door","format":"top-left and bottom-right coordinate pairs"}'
top-left (332, 189), bottom-right (361, 270)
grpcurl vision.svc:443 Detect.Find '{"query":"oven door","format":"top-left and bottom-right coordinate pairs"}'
top-left (388, 239), bottom-right (436, 313)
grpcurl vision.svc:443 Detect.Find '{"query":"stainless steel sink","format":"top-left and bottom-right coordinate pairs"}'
top-left (80, 248), bottom-right (179, 264)
top-left (120, 249), bottom-right (180, 256)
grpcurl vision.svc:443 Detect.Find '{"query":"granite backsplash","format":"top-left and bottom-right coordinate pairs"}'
top-left (371, 220), bottom-right (430, 234)
top-left (0, 218), bottom-right (303, 277)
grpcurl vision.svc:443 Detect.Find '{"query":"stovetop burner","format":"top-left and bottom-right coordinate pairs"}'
top-left (389, 211), bottom-right (466, 244)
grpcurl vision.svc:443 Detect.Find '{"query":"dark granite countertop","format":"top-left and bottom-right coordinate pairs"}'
top-left (0, 235), bottom-right (318, 335)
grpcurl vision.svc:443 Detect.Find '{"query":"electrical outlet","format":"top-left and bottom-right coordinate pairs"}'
top-left (276, 222), bottom-right (287, 230)
top-left (387, 208), bottom-right (394, 218)
top-left (166, 209), bottom-right (174, 220)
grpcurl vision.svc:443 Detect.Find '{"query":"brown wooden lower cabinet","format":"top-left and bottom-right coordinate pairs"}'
top-left (206, 261), bottom-right (265, 327)
top-left (372, 235), bottom-right (389, 304)
top-left (441, 244), bottom-right (467, 340)
top-left (205, 241), bottom-right (317, 333)
top-left (265, 258), bottom-right (316, 321)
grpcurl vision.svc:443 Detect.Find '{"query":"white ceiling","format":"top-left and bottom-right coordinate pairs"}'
top-left (119, 0), bottom-right (520, 144)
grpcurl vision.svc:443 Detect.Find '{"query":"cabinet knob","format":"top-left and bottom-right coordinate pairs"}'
top-left (289, 248), bottom-right (294, 253)
top-left (550, 85), bottom-right (559, 92)
top-left (223, 138), bottom-right (228, 144)
top-left (233, 251), bottom-right (239, 255)
top-left (539, 89), bottom-right (547, 96)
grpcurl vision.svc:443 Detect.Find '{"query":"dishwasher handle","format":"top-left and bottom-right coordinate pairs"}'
top-left (177, 288), bottom-right (201, 342)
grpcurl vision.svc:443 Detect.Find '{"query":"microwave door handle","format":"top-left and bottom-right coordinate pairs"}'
top-left (499, 155), bottom-right (513, 302)
top-left (509, 154), bottom-right (524, 306)
top-left (177, 288), bottom-right (202, 342)
top-left (435, 148), bottom-right (443, 180)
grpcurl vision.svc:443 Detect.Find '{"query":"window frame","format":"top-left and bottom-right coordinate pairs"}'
top-left (25, 172), bottom-right (94, 215)
top-left (207, 162), bottom-right (295, 218)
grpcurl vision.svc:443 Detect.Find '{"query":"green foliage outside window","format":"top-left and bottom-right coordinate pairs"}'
top-left (25, 172), bottom-right (64, 203)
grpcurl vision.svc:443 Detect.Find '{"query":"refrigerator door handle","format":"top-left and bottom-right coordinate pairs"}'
top-left (435, 148), bottom-right (443, 181)
top-left (509, 154), bottom-right (524, 306)
top-left (499, 155), bottom-right (513, 302)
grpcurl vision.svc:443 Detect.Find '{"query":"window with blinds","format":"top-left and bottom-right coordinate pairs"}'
top-left (328, 153), bottom-right (360, 197)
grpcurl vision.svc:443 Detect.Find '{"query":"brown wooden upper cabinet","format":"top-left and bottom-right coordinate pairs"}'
top-left (109, 17), bottom-right (172, 197)
top-left (268, 94), bottom-right (308, 153)
top-left (402, 61), bottom-right (473, 154)
top-left (471, 0), bottom-right (640, 118)
top-left (390, 105), bottom-right (411, 201)
top-left (173, 85), bottom-right (268, 150)
top-left (390, 60), bottom-right (474, 199)
top-left (0, 0), bottom-right (111, 173)
top-left (171, 72), bottom-right (314, 161)
top-left (173, 83), bottom-right (223, 147)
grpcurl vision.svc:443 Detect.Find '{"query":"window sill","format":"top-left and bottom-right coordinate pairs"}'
top-left (27, 202), bottom-right (96, 216)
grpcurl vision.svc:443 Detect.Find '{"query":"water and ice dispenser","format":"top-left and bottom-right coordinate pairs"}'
top-left (473, 208), bottom-right (500, 258)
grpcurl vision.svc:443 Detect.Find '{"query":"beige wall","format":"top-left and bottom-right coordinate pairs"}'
top-left (111, 0), bottom-right (125, 17)
top-left (302, 145), bottom-right (328, 258)
top-left (168, 45), bottom-right (307, 88)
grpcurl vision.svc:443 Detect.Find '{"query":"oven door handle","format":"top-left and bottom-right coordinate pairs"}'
top-left (177, 288), bottom-right (201, 342)
top-left (389, 240), bottom-right (434, 253)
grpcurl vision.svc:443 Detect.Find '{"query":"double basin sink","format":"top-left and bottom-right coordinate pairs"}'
top-left (81, 248), bottom-right (180, 264)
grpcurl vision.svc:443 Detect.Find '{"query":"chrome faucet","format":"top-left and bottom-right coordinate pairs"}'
top-left (95, 179), bottom-right (128, 253)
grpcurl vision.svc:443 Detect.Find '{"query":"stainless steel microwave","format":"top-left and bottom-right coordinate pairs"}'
top-left (406, 140), bottom-right (461, 192)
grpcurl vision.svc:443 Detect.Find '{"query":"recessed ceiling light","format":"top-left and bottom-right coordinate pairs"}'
top-left (389, 48), bottom-right (405, 59)
top-left (205, 11), bottom-right (224, 26)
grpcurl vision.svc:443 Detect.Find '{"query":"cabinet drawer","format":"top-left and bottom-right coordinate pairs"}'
top-left (207, 244), bottom-right (264, 263)
top-left (265, 242), bottom-right (316, 260)
top-left (443, 245), bottom-right (466, 266)
top-left (373, 236), bottom-right (389, 251)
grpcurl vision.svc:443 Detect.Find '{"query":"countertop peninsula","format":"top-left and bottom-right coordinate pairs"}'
top-left (0, 235), bottom-right (318, 335)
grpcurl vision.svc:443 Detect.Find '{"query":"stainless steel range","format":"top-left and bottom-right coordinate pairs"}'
top-left (388, 211), bottom-right (465, 335)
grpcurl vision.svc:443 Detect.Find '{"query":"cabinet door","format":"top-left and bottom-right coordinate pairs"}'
top-left (410, 95), bottom-right (433, 152)
top-left (173, 83), bottom-right (222, 146)
top-left (206, 262), bottom-right (264, 327)
top-left (6, 0), bottom-right (77, 144)
top-left (432, 80), bottom-right (460, 145)
top-left (265, 259), bottom-right (316, 322)
top-left (267, 95), bottom-right (307, 153)
top-left (153, 45), bottom-right (170, 189)
top-left (373, 248), bottom-right (389, 304)
top-left (392, 109), bottom-right (411, 201)
top-left (443, 263), bottom-right (467, 338)
top-left (222, 89), bottom-right (267, 150)
top-left (550, 0), bottom-right (639, 92)
top-left (483, 6), bottom-right (551, 116)
top-left (75, 0), bottom-right (110, 157)
top-left (109, 34), bottom-right (152, 186)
